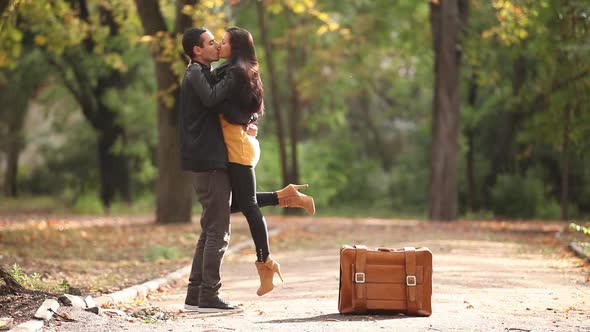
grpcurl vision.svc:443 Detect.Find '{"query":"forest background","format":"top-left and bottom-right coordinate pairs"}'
top-left (0, 0), bottom-right (589, 223)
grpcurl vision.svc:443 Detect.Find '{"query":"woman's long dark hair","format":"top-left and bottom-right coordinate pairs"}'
top-left (226, 27), bottom-right (264, 115)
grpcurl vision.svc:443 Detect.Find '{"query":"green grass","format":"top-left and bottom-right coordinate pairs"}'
top-left (146, 245), bottom-right (183, 261)
top-left (2, 195), bottom-right (588, 221)
top-left (0, 196), bottom-right (63, 213)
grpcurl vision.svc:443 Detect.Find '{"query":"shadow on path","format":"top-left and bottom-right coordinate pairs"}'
top-left (260, 312), bottom-right (410, 323)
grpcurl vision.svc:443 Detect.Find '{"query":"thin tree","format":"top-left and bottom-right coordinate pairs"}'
top-left (428, 0), bottom-right (468, 221)
top-left (256, 0), bottom-right (289, 187)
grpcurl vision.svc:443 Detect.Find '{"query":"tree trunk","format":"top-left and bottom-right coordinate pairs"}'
top-left (561, 106), bottom-right (571, 221)
top-left (3, 136), bottom-right (20, 197)
top-left (0, 68), bottom-right (29, 198)
top-left (256, 0), bottom-right (289, 187)
top-left (481, 56), bottom-right (527, 208)
top-left (285, 11), bottom-right (300, 186)
top-left (360, 92), bottom-right (392, 170)
top-left (466, 128), bottom-right (476, 211)
top-left (465, 73), bottom-right (478, 211)
top-left (0, 0), bottom-right (10, 16)
top-left (96, 121), bottom-right (130, 208)
top-left (0, 265), bottom-right (24, 293)
top-left (428, 0), bottom-right (467, 221)
top-left (135, 0), bottom-right (195, 223)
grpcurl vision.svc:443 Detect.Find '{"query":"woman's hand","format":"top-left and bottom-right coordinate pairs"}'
top-left (245, 124), bottom-right (258, 137)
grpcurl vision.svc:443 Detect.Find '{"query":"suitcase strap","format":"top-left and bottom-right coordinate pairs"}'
top-left (353, 244), bottom-right (368, 312)
top-left (404, 246), bottom-right (418, 314)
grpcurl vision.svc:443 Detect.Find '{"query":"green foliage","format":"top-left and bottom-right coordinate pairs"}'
top-left (71, 193), bottom-right (104, 214)
top-left (1, 0), bottom-right (589, 220)
top-left (490, 171), bottom-right (559, 219)
top-left (19, 105), bottom-right (100, 198)
top-left (570, 223), bottom-right (590, 235)
top-left (9, 263), bottom-right (42, 289)
top-left (8, 263), bottom-right (78, 293)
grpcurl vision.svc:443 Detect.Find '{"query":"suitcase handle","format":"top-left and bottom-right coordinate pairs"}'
top-left (377, 247), bottom-right (416, 252)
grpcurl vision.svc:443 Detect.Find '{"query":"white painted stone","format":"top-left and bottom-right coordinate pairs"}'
top-left (0, 317), bottom-right (13, 330)
top-left (94, 295), bottom-right (113, 307)
top-left (101, 309), bottom-right (128, 317)
top-left (131, 285), bottom-right (149, 298)
top-left (8, 319), bottom-right (43, 332)
top-left (58, 294), bottom-right (86, 308)
top-left (110, 288), bottom-right (137, 302)
top-left (33, 299), bottom-right (59, 320)
top-left (142, 280), bottom-right (160, 291)
top-left (83, 295), bottom-right (96, 308)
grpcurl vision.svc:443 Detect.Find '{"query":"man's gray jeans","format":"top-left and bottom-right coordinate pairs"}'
top-left (187, 169), bottom-right (231, 298)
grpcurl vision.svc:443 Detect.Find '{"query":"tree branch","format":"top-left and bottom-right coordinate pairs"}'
top-left (551, 68), bottom-right (589, 92)
top-left (46, 54), bottom-right (99, 128)
top-left (533, 68), bottom-right (590, 107)
top-left (45, 56), bottom-right (83, 104)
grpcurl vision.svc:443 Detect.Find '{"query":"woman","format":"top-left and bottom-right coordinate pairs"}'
top-left (216, 27), bottom-right (315, 296)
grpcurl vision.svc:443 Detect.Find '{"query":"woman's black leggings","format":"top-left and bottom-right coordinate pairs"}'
top-left (228, 162), bottom-right (271, 262)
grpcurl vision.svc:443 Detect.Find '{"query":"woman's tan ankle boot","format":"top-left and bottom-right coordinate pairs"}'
top-left (276, 184), bottom-right (316, 215)
top-left (255, 256), bottom-right (284, 296)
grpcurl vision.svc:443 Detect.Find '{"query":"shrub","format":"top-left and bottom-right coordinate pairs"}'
top-left (491, 172), bottom-right (551, 219)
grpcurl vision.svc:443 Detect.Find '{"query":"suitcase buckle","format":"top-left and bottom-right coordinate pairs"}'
top-left (406, 275), bottom-right (417, 286)
top-left (354, 272), bottom-right (366, 283)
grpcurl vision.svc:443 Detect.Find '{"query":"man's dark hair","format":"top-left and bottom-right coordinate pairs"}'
top-left (182, 27), bottom-right (208, 58)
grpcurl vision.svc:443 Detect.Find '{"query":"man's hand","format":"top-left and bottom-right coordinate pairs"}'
top-left (246, 124), bottom-right (258, 137)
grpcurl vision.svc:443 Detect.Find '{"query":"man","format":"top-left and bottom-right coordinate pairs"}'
top-left (179, 27), bottom-right (313, 313)
top-left (179, 27), bottom-right (239, 313)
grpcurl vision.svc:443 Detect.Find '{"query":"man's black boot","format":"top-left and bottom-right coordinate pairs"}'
top-left (184, 285), bottom-right (200, 311)
top-left (198, 288), bottom-right (242, 313)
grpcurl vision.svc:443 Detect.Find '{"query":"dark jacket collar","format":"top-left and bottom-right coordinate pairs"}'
top-left (215, 61), bottom-right (232, 70)
top-left (190, 59), bottom-right (211, 70)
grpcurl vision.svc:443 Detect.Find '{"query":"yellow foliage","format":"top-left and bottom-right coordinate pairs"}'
top-left (315, 12), bottom-right (329, 23)
top-left (483, 0), bottom-right (538, 46)
top-left (181, 5), bottom-right (194, 15)
top-left (291, 3), bottom-right (306, 14)
top-left (139, 35), bottom-right (154, 43)
top-left (34, 35), bottom-right (47, 46)
top-left (204, 0), bottom-right (224, 9)
top-left (105, 53), bottom-right (128, 72)
top-left (303, 0), bottom-right (315, 7)
top-left (268, 3), bottom-right (284, 14)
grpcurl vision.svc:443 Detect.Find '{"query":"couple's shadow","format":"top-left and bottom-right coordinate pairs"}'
top-left (261, 312), bottom-right (409, 323)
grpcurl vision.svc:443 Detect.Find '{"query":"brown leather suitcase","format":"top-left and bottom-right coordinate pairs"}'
top-left (338, 245), bottom-right (432, 316)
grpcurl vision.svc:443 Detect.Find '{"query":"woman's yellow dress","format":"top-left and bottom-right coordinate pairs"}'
top-left (220, 115), bottom-right (260, 167)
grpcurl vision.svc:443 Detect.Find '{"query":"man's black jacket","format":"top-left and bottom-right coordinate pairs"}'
top-left (179, 61), bottom-right (233, 172)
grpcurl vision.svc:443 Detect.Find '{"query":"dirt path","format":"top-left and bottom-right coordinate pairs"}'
top-left (48, 218), bottom-right (590, 332)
